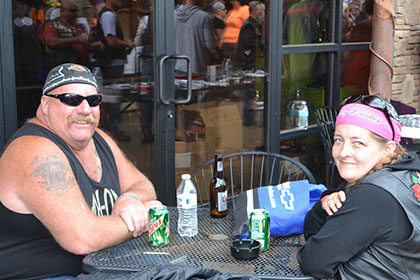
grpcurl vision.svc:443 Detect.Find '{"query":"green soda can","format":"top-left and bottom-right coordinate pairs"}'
top-left (249, 209), bottom-right (270, 251)
top-left (148, 205), bottom-right (170, 246)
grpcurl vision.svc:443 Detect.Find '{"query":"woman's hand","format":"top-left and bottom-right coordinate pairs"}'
top-left (321, 191), bottom-right (346, 216)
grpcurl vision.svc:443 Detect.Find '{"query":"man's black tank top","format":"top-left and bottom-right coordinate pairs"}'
top-left (0, 122), bottom-right (120, 279)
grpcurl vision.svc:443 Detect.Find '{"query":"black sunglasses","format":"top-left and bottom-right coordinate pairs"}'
top-left (63, 7), bottom-right (79, 14)
top-left (45, 93), bottom-right (102, 107)
top-left (342, 94), bottom-right (399, 141)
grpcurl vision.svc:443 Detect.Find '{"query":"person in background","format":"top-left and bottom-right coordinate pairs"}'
top-left (209, 1), bottom-right (227, 65)
top-left (92, 0), bottom-right (106, 16)
top-left (341, 0), bottom-right (373, 94)
top-left (0, 63), bottom-right (161, 279)
top-left (211, 1), bottom-right (227, 49)
top-left (43, 0), bottom-right (89, 69)
top-left (234, 1), bottom-right (264, 126)
top-left (234, 1), bottom-right (264, 71)
top-left (222, 0), bottom-right (249, 61)
top-left (282, 0), bottom-right (329, 88)
top-left (134, 0), bottom-right (154, 144)
top-left (342, 1), bottom-right (355, 41)
top-left (96, 0), bottom-right (136, 142)
top-left (134, 0), bottom-right (152, 78)
top-left (174, 0), bottom-right (218, 75)
top-left (298, 94), bottom-right (420, 279)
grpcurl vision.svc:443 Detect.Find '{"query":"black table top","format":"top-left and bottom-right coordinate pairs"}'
top-left (83, 207), bottom-right (314, 280)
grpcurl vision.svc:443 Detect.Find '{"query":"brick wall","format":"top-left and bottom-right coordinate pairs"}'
top-left (393, 0), bottom-right (420, 112)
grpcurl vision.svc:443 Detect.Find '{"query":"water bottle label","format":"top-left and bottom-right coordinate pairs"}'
top-left (217, 190), bottom-right (227, 211)
top-left (177, 193), bottom-right (197, 208)
top-left (299, 111), bottom-right (309, 117)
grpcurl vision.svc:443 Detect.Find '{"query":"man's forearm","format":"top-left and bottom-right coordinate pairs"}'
top-left (46, 36), bottom-right (84, 49)
top-left (105, 35), bottom-right (133, 49)
top-left (122, 179), bottom-right (157, 202)
top-left (73, 215), bottom-right (132, 254)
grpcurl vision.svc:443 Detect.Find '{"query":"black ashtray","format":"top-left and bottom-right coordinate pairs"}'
top-left (230, 239), bottom-right (260, 260)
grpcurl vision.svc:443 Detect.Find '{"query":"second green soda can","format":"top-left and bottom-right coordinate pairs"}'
top-left (249, 209), bottom-right (270, 250)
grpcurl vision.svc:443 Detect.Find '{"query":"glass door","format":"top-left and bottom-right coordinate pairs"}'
top-left (97, 0), bottom-right (270, 206)
top-left (166, 0), bottom-right (269, 205)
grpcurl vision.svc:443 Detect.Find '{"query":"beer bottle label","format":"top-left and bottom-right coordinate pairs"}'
top-left (217, 161), bottom-right (223, 172)
top-left (217, 190), bottom-right (227, 211)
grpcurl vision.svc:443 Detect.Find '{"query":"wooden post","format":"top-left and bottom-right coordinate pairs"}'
top-left (368, 0), bottom-right (395, 101)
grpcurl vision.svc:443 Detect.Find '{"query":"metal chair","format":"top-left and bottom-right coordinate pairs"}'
top-left (314, 106), bottom-right (338, 188)
top-left (190, 151), bottom-right (316, 208)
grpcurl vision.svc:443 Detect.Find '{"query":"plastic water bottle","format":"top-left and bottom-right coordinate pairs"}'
top-left (224, 58), bottom-right (233, 79)
top-left (92, 67), bottom-right (103, 93)
top-left (177, 174), bottom-right (198, 237)
top-left (287, 89), bottom-right (308, 129)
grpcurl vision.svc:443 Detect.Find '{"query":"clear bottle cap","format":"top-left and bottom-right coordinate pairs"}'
top-left (181, 174), bottom-right (191, 180)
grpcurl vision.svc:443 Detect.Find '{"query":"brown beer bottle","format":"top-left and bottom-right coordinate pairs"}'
top-left (210, 153), bottom-right (227, 218)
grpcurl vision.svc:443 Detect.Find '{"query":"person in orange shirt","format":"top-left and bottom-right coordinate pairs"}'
top-left (223, 0), bottom-right (249, 60)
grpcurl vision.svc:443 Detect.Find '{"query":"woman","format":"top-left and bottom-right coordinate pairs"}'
top-left (222, 0), bottom-right (249, 60)
top-left (298, 94), bottom-right (420, 279)
top-left (211, 1), bottom-right (227, 50)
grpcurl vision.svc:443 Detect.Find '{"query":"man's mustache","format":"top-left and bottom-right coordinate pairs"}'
top-left (68, 115), bottom-right (97, 124)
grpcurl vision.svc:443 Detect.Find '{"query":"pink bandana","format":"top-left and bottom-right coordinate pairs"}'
top-left (336, 103), bottom-right (401, 143)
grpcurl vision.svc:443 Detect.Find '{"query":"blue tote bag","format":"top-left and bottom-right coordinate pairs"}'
top-left (232, 180), bottom-right (326, 237)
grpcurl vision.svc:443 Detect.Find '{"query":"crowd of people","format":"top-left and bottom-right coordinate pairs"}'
top-left (171, 0), bottom-right (265, 76)
top-left (13, 0), bottom-right (266, 140)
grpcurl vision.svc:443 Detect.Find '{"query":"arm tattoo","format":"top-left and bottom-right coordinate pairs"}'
top-left (30, 155), bottom-right (75, 193)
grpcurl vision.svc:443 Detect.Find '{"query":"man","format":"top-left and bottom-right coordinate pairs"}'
top-left (174, 0), bottom-right (218, 75)
top-left (43, 0), bottom-right (90, 69)
top-left (134, 2), bottom-right (155, 144)
top-left (282, 0), bottom-right (328, 88)
top-left (234, 1), bottom-right (265, 70)
top-left (233, 1), bottom-right (265, 125)
top-left (95, 0), bottom-right (135, 141)
top-left (0, 63), bottom-right (161, 279)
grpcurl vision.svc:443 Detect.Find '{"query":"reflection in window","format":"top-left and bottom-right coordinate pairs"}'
top-left (281, 53), bottom-right (327, 130)
top-left (341, 0), bottom-right (373, 95)
top-left (282, 0), bottom-right (329, 46)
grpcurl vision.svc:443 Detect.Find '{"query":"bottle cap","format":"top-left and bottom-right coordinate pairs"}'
top-left (181, 174), bottom-right (191, 180)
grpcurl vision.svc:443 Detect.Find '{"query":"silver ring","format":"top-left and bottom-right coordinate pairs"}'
top-left (327, 199), bottom-right (333, 203)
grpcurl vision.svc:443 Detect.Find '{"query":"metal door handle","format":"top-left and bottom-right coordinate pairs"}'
top-left (159, 55), bottom-right (192, 105)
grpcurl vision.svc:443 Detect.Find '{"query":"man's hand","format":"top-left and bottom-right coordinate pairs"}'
top-left (321, 191), bottom-right (346, 216)
top-left (112, 195), bottom-right (162, 237)
top-left (125, 40), bottom-right (136, 53)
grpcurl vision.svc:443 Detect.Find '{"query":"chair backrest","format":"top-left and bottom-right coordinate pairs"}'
top-left (314, 106), bottom-right (338, 165)
top-left (190, 151), bottom-right (316, 208)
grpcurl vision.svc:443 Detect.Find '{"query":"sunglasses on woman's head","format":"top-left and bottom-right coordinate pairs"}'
top-left (44, 93), bottom-right (102, 107)
top-left (342, 94), bottom-right (399, 141)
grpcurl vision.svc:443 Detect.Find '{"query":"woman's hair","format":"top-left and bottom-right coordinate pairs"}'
top-left (369, 131), bottom-right (406, 172)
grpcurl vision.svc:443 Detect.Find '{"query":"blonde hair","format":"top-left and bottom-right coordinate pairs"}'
top-left (343, 2), bottom-right (348, 14)
top-left (348, 131), bottom-right (406, 187)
